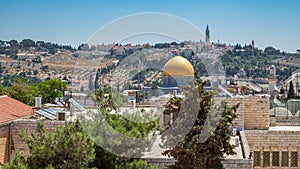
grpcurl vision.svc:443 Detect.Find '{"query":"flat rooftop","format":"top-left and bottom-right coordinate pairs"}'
top-left (143, 135), bottom-right (244, 160)
top-left (224, 136), bottom-right (244, 159)
top-left (269, 126), bottom-right (300, 131)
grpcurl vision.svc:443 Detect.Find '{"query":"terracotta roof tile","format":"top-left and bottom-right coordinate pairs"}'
top-left (0, 95), bottom-right (33, 125)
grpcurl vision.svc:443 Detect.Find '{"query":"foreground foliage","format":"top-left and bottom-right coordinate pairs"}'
top-left (2, 121), bottom-right (95, 169)
top-left (3, 88), bottom-right (158, 169)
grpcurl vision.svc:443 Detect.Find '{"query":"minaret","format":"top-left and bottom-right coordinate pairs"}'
top-left (205, 25), bottom-right (210, 43)
top-left (269, 65), bottom-right (277, 92)
top-left (252, 40), bottom-right (255, 51)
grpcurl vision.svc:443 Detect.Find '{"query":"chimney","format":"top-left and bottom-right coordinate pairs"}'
top-left (64, 91), bottom-right (70, 102)
top-left (35, 97), bottom-right (42, 108)
top-left (232, 127), bottom-right (237, 137)
top-left (64, 91), bottom-right (70, 109)
top-left (55, 97), bottom-right (60, 103)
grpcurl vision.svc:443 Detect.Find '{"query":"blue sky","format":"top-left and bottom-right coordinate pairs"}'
top-left (0, 0), bottom-right (299, 52)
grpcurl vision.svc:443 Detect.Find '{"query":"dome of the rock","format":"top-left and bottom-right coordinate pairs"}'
top-left (162, 56), bottom-right (194, 77)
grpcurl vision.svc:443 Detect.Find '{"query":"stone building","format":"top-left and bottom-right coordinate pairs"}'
top-left (226, 95), bottom-right (300, 169)
top-left (0, 95), bottom-right (33, 164)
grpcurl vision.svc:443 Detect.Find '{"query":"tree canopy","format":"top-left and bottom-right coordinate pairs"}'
top-left (161, 79), bottom-right (238, 169)
top-left (3, 78), bottom-right (35, 105)
top-left (3, 78), bottom-right (67, 105)
top-left (32, 78), bottom-right (67, 103)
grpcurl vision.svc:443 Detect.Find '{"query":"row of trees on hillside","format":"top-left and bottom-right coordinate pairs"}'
top-left (221, 45), bottom-right (297, 81)
top-left (0, 72), bottom-right (42, 87)
top-left (0, 39), bottom-right (75, 57)
top-left (233, 44), bottom-right (283, 56)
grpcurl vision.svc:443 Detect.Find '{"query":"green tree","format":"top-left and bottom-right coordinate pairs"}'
top-left (88, 75), bottom-right (94, 91)
top-left (94, 69), bottom-right (101, 89)
top-left (90, 45), bottom-right (97, 51)
top-left (1, 153), bottom-right (28, 169)
top-left (161, 79), bottom-right (238, 169)
top-left (21, 39), bottom-right (36, 49)
top-left (33, 69), bottom-right (38, 75)
top-left (2, 78), bottom-right (67, 105)
top-left (4, 78), bottom-right (35, 105)
top-left (78, 44), bottom-right (90, 51)
top-left (264, 46), bottom-right (281, 55)
top-left (0, 63), bottom-right (3, 74)
top-left (3, 120), bottom-right (95, 169)
top-left (8, 40), bottom-right (18, 48)
top-left (33, 78), bottom-right (67, 103)
top-left (137, 90), bottom-right (146, 103)
top-left (288, 81), bottom-right (295, 99)
top-left (32, 56), bottom-right (42, 63)
top-left (82, 88), bottom-right (158, 169)
top-left (0, 84), bottom-right (4, 95)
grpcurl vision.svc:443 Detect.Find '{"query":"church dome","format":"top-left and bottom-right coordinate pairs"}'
top-left (162, 56), bottom-right (194, 76)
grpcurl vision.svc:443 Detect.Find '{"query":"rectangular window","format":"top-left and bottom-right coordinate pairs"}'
top-left (263, 151), bottom-right (270, 167)
top-left (282, 151), bottom-right (289, 167)
top-left (272, 151), bottom-right (279, 166)
top-left (291, 152), bottom-right (298, 167)
top-left (254, 151), bottom-right (261, 166)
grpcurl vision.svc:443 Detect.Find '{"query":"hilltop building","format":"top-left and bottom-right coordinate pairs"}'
top-left (205, 25), bottom-right (210, 43)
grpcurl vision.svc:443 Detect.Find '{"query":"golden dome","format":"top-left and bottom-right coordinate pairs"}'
top-left (162, 56), bottom-right (194, 76)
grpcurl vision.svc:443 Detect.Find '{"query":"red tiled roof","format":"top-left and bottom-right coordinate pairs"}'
top-left (0, 95), bottom-right (33, 125)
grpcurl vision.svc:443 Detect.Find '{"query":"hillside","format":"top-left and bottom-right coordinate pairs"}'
top-left (1, 39), bottom-right (299, 92)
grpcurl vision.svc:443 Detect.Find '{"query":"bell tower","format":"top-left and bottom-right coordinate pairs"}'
top-left (268, 65), bottom-right (277, 92)
top-left (205, 25), bottom-right (210, 43)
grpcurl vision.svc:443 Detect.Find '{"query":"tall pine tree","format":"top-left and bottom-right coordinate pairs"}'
top-left (288, 81), bottom-right (295, 99)
top-left (161, 79), bottom-right (238, 169)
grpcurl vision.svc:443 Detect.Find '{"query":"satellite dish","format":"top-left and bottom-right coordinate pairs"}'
top-left (274, 85), bottom-right (279, 91)
top-left (249, 81), bottom-right (262, 92)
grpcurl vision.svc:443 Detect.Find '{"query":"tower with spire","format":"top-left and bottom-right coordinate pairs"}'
top-left (205, 25), bottom-right (210, 43)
